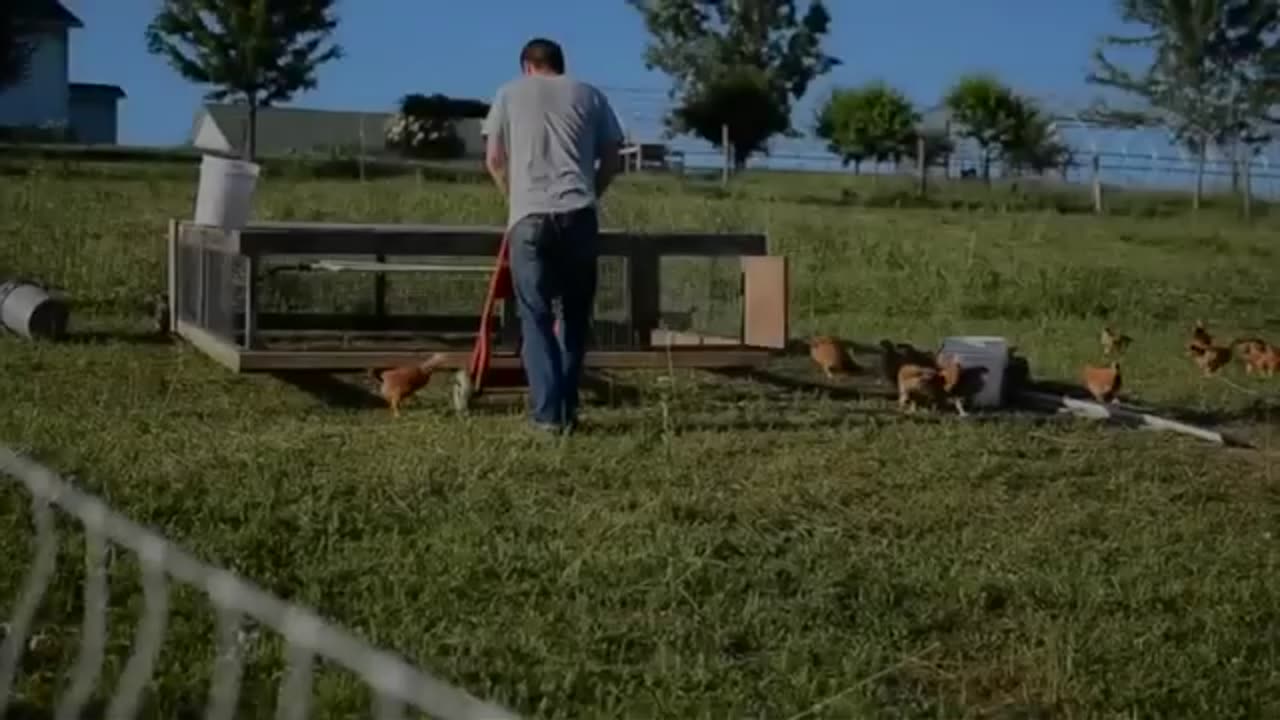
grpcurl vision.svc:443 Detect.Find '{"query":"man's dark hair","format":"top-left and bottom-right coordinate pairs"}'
top-left (520, 38), bottom-right (565, 74)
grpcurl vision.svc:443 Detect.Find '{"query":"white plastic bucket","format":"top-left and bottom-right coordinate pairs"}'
top-left (0, 280), bottom-right (68, 340)
top-left (194, 154), bottom-right (261, 229)
top-left (938, 335), bottom-right (1009, 408)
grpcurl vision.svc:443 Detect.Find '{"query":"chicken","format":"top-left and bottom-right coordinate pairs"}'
top-left (1082, 362), bottom-right (1122, 404)
top-left (808, 335), bottom-right (861, 379)
top-left (1190, 320), bottom-right (1213, 352)
top-left (936, 353), bottom-right (990, 417)
top-left (1232, 337), bottom-right (1278, 377)
top-left (897, 362), bottom-right (943, 412)
top-left (878, 339), bottom-right (936, 386)
top-left (1100, 326), bottom-right (1132, 356)
top-left (368, 353), bottom-right (447, 417)
top-left (1187, 342), bottom-right (1232, 377)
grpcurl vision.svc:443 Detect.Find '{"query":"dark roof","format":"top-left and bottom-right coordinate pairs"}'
top-left (70, 83), bottom-right (126, 99)
top-left (15, 0), bottom-right (84, 29)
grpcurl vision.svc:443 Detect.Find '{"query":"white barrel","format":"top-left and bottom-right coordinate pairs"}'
top-left (194, 154), bottom-right (261, 230)
top-left (0, 281), bottom-right (68, 340)
top-left (938, 335), bottom-right (1009, 408)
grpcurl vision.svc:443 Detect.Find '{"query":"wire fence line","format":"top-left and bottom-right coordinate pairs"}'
top-left (601, 86), bottom-right (1280, 198)
top-left (0, 445), bottom-right (521, 720)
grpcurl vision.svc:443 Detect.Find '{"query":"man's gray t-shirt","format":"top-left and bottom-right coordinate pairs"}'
top-left (482, 75), bottom-right (625, 228)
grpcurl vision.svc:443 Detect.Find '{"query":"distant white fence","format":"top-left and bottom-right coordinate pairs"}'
top-left (0, 446), bottom-right (519, 720)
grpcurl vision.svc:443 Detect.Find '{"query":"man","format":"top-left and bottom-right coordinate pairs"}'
top-left (482, 38), bottom-right (624, 434)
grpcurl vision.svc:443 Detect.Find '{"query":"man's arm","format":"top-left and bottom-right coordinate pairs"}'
top-left (594, 92), bottom-right (625, 200)
top-left (486, 135), bottom-right (509, 197)
top-left (481, 88), bottom-right (508, 197)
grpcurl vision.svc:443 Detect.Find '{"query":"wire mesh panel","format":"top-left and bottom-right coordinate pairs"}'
top-left (657, 256), bottom-right (745, 342)
top-left (174, 239), bottom-right (247, 344)
top-left (247, 253), bottom-right (635, 352)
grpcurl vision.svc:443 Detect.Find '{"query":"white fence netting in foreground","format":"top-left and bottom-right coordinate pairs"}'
top-left (0, 446), bottom-right (520, 720)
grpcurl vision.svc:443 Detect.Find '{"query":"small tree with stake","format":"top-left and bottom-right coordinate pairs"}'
top-left (670, 66), bottom-right (791, 169)
top-left (943, 74), bottom-right (1020, 182)
top-left (628, 0), bottom-right (839, 169)
top-left (815, 81), bottom-right (919, 174)
top-left (146, 0), bottom-right (343, 161)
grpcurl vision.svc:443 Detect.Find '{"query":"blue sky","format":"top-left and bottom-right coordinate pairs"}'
top-left (66, 1), bottom-right (1122, 148)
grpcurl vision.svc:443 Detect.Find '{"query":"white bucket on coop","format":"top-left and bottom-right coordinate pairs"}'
top-left (194, 154), bottom-right (261, 230)
top-left (938, 335), bottom-right (1009, 408)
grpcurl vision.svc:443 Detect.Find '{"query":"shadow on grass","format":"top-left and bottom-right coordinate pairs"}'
top-left (63, 330), bottom-right (173, 346)
top-left (270, 371), bottom-right (386, 410)
top-left (711, 366), bottom-right (893, 403)
top-left (1, 699), bottom-right (206, 720)
top-left (265, 370), bottom-right (648, 413)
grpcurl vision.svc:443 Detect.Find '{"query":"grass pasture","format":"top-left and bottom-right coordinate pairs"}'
top-left (1, 161), bottom-right (1280, 718)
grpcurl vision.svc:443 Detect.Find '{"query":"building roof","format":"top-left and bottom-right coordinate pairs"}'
top-left (193, 103), bottom-right (395, 156)
top-left (14, 0), bottom-right (84, 29)
top-left (70, 83), bottom-right (126, 100)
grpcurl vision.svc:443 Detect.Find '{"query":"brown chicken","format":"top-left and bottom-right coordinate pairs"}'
top-left (1082, 362), bottom-right (1122, 404)
top-left (1187, 342), bottom-right (1232, 377)
top-left (878, 339), bottom-right (936, 386)
top-left (809, 335), bottom-right (861, 379)
top-left (1232, 337), bottom-right (1278, 377)
top-left (936, 354), bottom-right (990, 417)
top-left (897, 362), bottom-right (943, 412)
top-left (1100, 326), bottom-right (1132, 356)
top-left (368, 353), bottom-right (447, 417)
top-left (1190, 320), bottom-right (1214, 352)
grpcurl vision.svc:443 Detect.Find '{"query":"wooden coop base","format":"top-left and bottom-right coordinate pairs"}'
top-left (169, 220), bottom-right (788, 374)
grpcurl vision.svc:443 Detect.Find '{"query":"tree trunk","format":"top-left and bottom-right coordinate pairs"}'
top-left (1229, 138), bottom-right (1240, 194)
top-left (981, 148), bottom-right (991, 184)
top-left (1192, 142), bottom-right (1206, 212)
top-left (245, 99), bottom-right (258, 161)
top-left (852, 159), bottom-right (861, 175)
top-left (1242, 150), bottom-right (1253, 221)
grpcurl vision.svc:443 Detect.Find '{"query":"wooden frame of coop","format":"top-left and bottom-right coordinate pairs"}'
top-left (167, 219), bottom-right (788, 373)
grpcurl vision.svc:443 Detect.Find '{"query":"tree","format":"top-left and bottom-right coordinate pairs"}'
top-left (943, 74), bottom-right (1021, 181)
top-left (1087, 0), bottom-right (1280, 209)
top-left (146, 0), bottom-right (343, 161)
top-left (0, 2), bottom-right (34, 91)
top-left (670, 66), bottom-right (789, 168)
top-left (386, 94), bottom-right (491, 160)
top-left (815, 82), bottom-right (918, 174)
top-left (628, 0), bottom-right (839, 167)
top-left (1000, 95), bottom-right (1071, 176)
top-left (917, 127), bottom-right (955, 171)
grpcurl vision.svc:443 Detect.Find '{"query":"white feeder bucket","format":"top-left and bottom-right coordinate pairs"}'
top-left (938, 335), bottom-right (1010, 408)
top-left (194, 154), bottom-right (261, 230)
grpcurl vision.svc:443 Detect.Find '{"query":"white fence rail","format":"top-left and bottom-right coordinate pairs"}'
top-left (0, 445), bottom-right (520, 720)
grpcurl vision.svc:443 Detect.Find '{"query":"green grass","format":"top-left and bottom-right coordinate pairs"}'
top-left (1, 163), bottom-right (1279, 718)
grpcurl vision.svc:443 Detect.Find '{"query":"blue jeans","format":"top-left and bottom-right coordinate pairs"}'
top-left (508, 205), bottom-right (600, 427)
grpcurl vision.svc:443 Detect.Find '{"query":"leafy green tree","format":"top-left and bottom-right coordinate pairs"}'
top-left (386, 94), bottom-right (491, 160)
top-left (815, 82), bottom-right (918, 174)
top-left (943, 74), bottom-right (1019, 181)
top-left (1001, 95), bottom-right (1070, 176)
top-left (917, 127), bottom-right (955, 170)
top-left (671, 66), bottom-right (790, 168)
top-left (628, 0), bottom-right (839, 166)
top-left (146, 0), bottom-right (343, 160)
top-left (0, 3), bottom-right (34, 91)
top-left (1087, 0), bottom-right (1280, 208)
